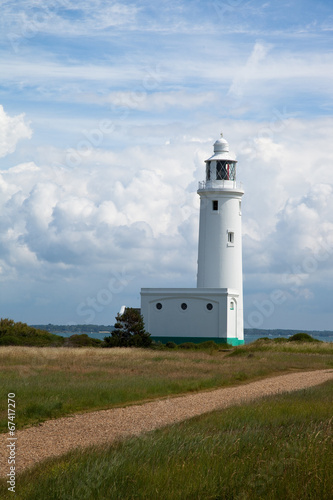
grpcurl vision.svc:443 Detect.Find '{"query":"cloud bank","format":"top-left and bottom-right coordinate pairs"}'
top-left (1, 103), bottom-right (333, 328)
top-left (1, 1), bottom-right (333, 330)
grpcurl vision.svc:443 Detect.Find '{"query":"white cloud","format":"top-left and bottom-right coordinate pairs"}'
top-left (1, 0), bottom-right (140, 42)
top-left (228, 41), bottom-right (272, 100)
top-left (1, 116), bottom-right (333, 327)
top-left (219, 115), bottom-right (333, 324)
top-left (0, 140), bottom-right (201, 282)
top-left (99, 91), bottom-right (216, 111)
top-left (1, 0), bottom-right (333, 328)
top-left (0, 106), bottom-right (32, 158)
top-left (272, 183), bottom-right (333, 265)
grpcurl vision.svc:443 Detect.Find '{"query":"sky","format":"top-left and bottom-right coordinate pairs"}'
top-left (0, 0), bottom-right (333, 330)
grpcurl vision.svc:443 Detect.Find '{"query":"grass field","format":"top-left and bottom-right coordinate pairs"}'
top-left (0, 380), bottom-right (332, 499)
top-left (1, 342), bottom-right (333, 432)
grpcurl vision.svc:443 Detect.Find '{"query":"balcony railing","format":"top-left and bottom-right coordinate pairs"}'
top-left (198, 180), bottom-right (243, 190)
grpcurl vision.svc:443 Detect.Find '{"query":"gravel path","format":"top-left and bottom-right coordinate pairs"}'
top-left (1, 369), bottom-right (332, 476)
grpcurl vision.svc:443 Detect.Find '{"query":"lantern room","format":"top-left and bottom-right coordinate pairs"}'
top-left (205, 133), bottom-right (237, 182)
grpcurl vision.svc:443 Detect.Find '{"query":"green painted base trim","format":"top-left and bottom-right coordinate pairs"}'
top-left (151, 336), bottom-right (244, 346)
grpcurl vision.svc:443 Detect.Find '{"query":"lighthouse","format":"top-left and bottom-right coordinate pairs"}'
top-left (197, 133), bottom-right (244, 340)
top-left (141, 133), bottom-right (245, 345)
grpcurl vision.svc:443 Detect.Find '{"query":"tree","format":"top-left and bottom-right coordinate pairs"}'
top-left (103, 308), bottom-right (152, 348)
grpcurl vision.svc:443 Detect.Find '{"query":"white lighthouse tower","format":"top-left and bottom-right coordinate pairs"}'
top-left (197, 134), bottom-right (244, 339)
top-left (141, 133), bottom-right (245, 345)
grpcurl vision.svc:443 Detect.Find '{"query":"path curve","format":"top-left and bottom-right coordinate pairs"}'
top-left (1, 369), bottom-right (332, 476)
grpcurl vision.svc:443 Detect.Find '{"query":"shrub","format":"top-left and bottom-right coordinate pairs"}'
top-left (0, 336), bottom-right (20, 346)
top-left (173, 341), bottom-right (232, 350)
top-left (65, 334), bottom-right (102, 347)
top-left (197, 341), bottom-right (219, 350)
top-left (218, 342), bottom-right (233, 350)
top-left (165, 341), bottom-right (177, 349)
top-left (150, 341), bottom-right (165, 350)
top-left (178, 342), bottom-right (198, 349)
top-left (0, 318), bottom-right (64, 346)
top-left (288, 333), bottom-right (320, 343)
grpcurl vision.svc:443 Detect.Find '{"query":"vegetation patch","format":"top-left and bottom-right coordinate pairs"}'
top-left (0, 319), bottom-right (64, 347)
top-left (0, 342), bottom-right (332, 433)
top-left (2, 381), bottom-right (332, 500)
top-left (229, 335), bottom-right (333, 356)
top-left (103, 308), bottom-right (152, 348)
top-left (65, 334), bottom-right (102, 348)
top-left (289, 332), bottom-right (320, 342)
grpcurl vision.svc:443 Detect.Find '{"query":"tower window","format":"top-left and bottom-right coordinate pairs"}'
top-left (156, 302), bottom-right (162, 310)
top-left (216, 161), bottom-right (228, 180)
top-left (206, 162), bottom-right (211, 181)
top-left (212, 200), bottom-right (218, 211)
top-left (216, 161), bottom-right (236, 181)
top-left (206, 303), bottom-right (213, 311)
top-left (181, 303), bottom-right (188, 310)
top-left (228, 231), bottom-right (234, 244)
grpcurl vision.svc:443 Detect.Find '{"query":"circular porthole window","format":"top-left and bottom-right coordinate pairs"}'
top-left (206, 303), bottom-right (213, 311)
top-left (181, 303), bottom-right (188, 310)
top-left (156, 303), bottom-right (162, 310)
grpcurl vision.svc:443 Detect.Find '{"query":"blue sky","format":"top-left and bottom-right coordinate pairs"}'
top-left (1, 0), bottom-right (333, 330)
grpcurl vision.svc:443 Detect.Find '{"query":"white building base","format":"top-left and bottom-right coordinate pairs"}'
top-left (140, 288), bottom-right (244, 346)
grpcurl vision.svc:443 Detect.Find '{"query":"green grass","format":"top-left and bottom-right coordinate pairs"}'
top-left (229, 338), bottom-right (333, 356)
top-left (1, 380), bottom-right (332, 499)
top-left (1, 343), bottom-right (332, 432)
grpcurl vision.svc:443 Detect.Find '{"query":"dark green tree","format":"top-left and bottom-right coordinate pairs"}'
top-left (103, 308), bottom-right (152, 348)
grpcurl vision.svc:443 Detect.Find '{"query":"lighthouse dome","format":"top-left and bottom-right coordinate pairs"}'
top-left (213, 136), bottom-right (229, 153)
top-left (206, 133), bottom-right (236, 162)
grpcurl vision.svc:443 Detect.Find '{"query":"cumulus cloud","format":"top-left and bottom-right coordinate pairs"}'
top-left (0, 106), bottom-right (32, 158)
top-left (219, 115), bottom-right (333, 327)
top-left (270, 183), bottom-right (333, 270)
top-left (0, 140), bottom-right (201, 285)
top-left (1, 111), bottom-right (333, 327)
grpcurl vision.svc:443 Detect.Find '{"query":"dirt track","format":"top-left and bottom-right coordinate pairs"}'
top-left (1, 369), bottom-right (332, 476)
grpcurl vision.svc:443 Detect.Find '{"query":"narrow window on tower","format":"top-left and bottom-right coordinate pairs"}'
top-left (229, 162), bottom-right (236, 181)
top-left (206, 162), bottom-right (211, 181)
top-left (228, 231), bottom-right (234, 244)
top-left (212, 200), bottom-right (218, 211)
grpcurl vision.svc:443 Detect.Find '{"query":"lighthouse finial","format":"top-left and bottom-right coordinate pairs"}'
top-left (220, 132), bottom-right (223, 138)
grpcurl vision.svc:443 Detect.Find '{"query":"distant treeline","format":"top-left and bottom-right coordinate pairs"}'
top-left (32, 324), bottom-right (114, 334)
top-left (245, 328), bottom-right (333, 338)
top-left (1, 319), bottom-right (332, 348)
top-left (32, 325), bottom-right (333, 338)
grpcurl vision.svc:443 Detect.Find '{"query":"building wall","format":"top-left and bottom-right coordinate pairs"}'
top-left (196, 185), bottom-right (244, 339)
top-left (197, 187), bottom-right (243, 290)
top-left (141, 288), bottom-right (244, 345)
